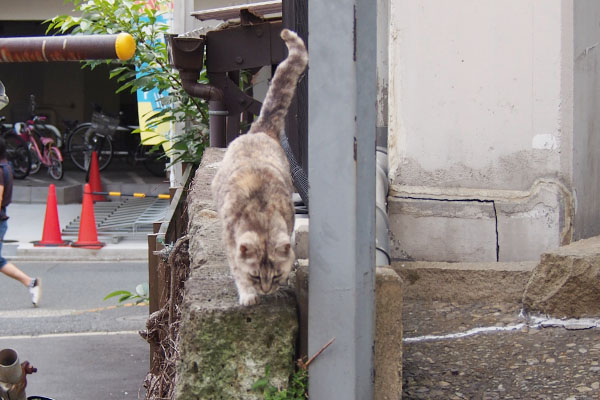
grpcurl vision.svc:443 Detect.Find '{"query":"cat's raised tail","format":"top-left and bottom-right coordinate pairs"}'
top-left (248, 29), bottom-right (308, 140)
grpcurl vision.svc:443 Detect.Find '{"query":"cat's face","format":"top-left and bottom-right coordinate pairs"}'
top-left (234, 230), bottom-right (295, 295)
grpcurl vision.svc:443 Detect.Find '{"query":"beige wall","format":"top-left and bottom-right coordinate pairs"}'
top-left (387, 0), bottom-right (600, 261)
top-left (388, 0), bottom-right (564, 191)
top-left (572, 0), bottom-right (600, 240)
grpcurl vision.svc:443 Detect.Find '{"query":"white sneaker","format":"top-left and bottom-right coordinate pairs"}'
top-left (29, 278), bottom-right (42, 307)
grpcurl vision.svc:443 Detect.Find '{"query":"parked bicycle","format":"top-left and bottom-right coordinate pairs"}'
top-left (67, 108), bottom-right (166, 176)
top-left (3, 127), bottom-right (31, 180)
top-left (10, 95), bottom-right (64, 180)
top-left (1, 110), bottom-right (31, 180)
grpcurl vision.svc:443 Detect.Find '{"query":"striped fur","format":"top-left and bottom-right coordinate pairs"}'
top-left (211, 29), bottom-right (308, 306)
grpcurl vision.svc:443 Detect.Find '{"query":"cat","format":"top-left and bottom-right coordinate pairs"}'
top-left (211, 29), bottom-right (308, 306)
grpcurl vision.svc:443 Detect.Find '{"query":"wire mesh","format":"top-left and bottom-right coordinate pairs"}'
top-left (91, 111), bottom-right (119, 137)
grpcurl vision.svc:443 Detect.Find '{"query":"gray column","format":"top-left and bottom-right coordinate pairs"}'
top-left (308, 0), bottom-right (377, 398)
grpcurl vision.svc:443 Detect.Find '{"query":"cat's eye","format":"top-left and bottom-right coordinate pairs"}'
top-left (273, 273), bottom-right (283, 281)
top-left (249, 274), bottom-right (260, 282)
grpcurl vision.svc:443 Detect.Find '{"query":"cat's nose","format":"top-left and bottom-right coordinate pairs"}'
top-left (260, 280), bottom-right (272, 293)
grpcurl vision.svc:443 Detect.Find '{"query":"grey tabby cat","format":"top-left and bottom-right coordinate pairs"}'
top-left (211, 29), bottom-right (308, 306)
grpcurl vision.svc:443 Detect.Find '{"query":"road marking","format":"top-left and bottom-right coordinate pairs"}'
top-left (0, 302), bottom-right (148, 319)
top-left (404, 311), bottom-right (600, 343)
top-left (404, 324), bottom-right (527, 343)
top-left (0, 331), bottom-right (141, 340)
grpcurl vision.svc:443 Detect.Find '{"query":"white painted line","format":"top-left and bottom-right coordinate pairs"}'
top-left (404, 324), bottom-right (527, 343)
top-left (404, 311), bottom-right (600, 343)
top-left (0, 331), bottom-right (141, 340)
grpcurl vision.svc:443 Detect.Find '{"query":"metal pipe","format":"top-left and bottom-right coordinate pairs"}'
top-left (375, 146), bottom-right (391, 266)
top-left (178, 70), bottom-right (224, 102)
top-left (0, 348), bottom-right (26, 400)
top-left (375, 0), bottom-right (391, 267)
top-left (177, 70), bottom-right (227, 148)
top-left (0, 33), bottom-right (136, 62)
top-left (209, 100), bottom-right (227, 148)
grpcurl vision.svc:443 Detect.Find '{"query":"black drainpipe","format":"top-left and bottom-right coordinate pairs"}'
top-left (166, 35), bottom-right (227, 147)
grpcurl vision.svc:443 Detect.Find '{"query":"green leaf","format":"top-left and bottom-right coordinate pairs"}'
top-left (104, 290), bottom-right (133, 301)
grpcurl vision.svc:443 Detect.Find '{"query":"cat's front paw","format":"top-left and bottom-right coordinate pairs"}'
top-left (239, 292), bottom-right (260, 306)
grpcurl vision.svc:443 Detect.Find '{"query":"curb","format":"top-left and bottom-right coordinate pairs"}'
top-left (12, 242), bottom-right (148, 262)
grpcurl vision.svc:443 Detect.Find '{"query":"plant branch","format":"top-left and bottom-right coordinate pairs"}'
top-left (297, 337), bottom-right (336, 370)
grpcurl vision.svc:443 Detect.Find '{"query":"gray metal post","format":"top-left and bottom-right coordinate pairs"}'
top-left (308, 0), bottom-right (377, 398)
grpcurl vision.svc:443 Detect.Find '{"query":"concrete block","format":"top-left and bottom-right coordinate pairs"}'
top-left (523, 236), bottom-right (600, 318)
top-left (375, 266), bottom-right (403, 400)
top-left (13, 184), bottom-right (83, 204)
top-left (292, 218), bottom-right (309, 259)
top-left (294, 263), bottom-right (404, 400)
top-left (12, 186), bottom-right (32, 203)
top-left (394, 261), bottom-right (536, 305)
top-left (388, 181), bottom-right (565, 262)
top-left (30, 186), bottom-right (49, 204)
top-left (56, 185), bottom-right (82, 204)
top-left (177, 148), bottom-right (298, 399)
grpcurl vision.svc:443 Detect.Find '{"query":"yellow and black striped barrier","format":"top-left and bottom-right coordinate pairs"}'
top-left (88, 191), bottom-right (171, 200)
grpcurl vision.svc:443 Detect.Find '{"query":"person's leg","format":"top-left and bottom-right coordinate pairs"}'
top-left (0, 262), bottom-right (32, 287)
top-left (0, 219), bottom-right (41, 306)
top-left (0, 219), bottom-right (29, 285)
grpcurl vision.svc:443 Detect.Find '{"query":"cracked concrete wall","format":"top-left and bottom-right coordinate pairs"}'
top-left (387, 1), bottom-right (600, 261)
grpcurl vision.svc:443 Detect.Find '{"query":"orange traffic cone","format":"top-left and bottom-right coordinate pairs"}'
top-left (71, 183), bottom-right (104, 249)
top-left (33, 184), bottom-right (70, 246)
top-left (88, 151), bottom-right (105, 202)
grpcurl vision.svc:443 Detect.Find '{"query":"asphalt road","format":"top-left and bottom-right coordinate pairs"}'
top-left (0, 261), bottom-right (150, 400)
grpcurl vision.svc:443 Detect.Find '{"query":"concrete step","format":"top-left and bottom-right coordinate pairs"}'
top-left (394, 261), bottom-right (537, 305)
top-left (396, 260), bottom-right (600, 399)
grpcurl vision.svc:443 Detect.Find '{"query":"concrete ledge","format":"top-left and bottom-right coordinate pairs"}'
top-left (13, 182), bottom-right (170, 205)
top-left (13, 242), bottom-right (148, 261)
top-left (394, 261), bottom-right (535, 304)
top-left (13, 184), bottom-right (82, 204)
top-left (176, 148), bottom-right (298, 399)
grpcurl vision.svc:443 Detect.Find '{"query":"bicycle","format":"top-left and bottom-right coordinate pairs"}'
top-left (1, 114), bottom-right (32, 180)
top-left (67, 109), bottom-right (166, 176)
top-left (12, 96), bottom-right (64, 180)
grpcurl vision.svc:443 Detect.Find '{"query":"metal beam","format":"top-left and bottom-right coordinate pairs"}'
top-left (307, 0), bottom-right (377, 398)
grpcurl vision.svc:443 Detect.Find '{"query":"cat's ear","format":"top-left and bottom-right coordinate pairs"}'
top-left (237, 232), bottom-right (259, 260)
top-left (239, 243), bottom-right (254, 259)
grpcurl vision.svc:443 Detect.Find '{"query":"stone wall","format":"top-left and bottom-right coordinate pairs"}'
top-left (176, 148), bottom-right (298, 399)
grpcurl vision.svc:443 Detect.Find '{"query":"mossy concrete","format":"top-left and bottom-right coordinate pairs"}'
top-left (176, 148), bottom-right (298, 400)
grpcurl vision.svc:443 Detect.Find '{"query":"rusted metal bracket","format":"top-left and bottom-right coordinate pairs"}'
top-left (205, 21), bottom-right (284, 73)
top-left (207, 73), bottom-right (262, 116)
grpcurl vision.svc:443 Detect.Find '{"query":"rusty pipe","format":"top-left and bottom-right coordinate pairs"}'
top-left (178, 70), bottom-right (227, 147)
top-left (165, 34), bottom-right (227, 146)
top-left (0, 33), bottom-right (136, 62)
top-left (178, 70), bottom-right (223, 102)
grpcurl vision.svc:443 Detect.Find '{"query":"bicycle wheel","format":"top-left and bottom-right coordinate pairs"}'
top-left (4, 133), bottom-right (31, 179)
top-left (29, 145), bottom-right (41, 174)
top-left (67, 124), bottom-right (113, 171)
top-left (48, 147), bottom-right (63, 180)
top-left (142, 147), bottom-right (167, 177)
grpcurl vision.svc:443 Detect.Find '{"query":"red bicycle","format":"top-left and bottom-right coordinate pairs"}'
top-left (13, 95), bottom-right (63, 180)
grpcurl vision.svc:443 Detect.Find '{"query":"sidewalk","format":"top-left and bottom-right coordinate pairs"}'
top-left (6, 158), bottom-right (171, 262)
